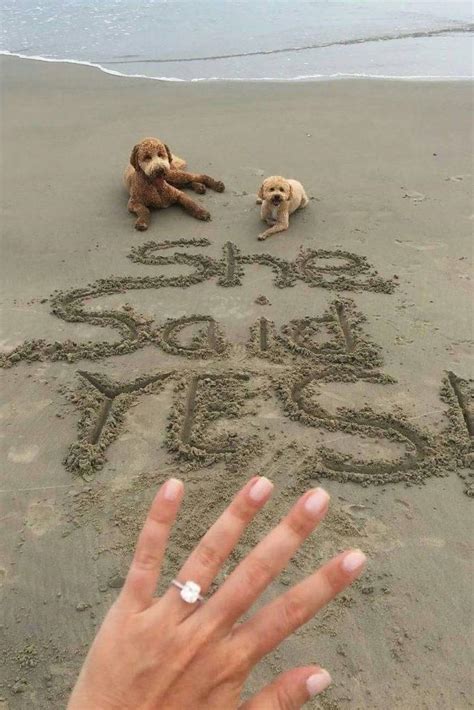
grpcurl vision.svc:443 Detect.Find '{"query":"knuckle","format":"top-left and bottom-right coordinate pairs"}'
top-left (276, 683), bottom-right (298, 710)
top-left (183, 628), bottom-right (208, 658)
top-left (132, 522), bottom-right (162, 571)
top-left (284, 514), bottom-right (311, 540)
top-left (228, 643), bottom-right (252, 674)
top-left (243, 555), bottom-right (274, 587)
top-left (168, 628), bottom-right (203, 667)
top-left (133, 549), bottom-right (159, 572)
top-left (320, 563), bottom-right (343, 598)
top-left (280, 593), bottom-right (307, 632)
top-left (229, 499), bottom-right (253, 525)
top-left (194, 540), bottom-right (224, 572)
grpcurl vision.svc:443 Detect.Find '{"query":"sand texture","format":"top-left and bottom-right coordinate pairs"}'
top-left (0, 56), bottom-right (473, 709)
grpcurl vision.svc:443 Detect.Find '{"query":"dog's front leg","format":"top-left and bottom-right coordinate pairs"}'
top-left (258, 211), bottom-right (289, 240)
top-left (191, 182), bottom-right (207, 194)
top-left (128, 199), bottom-right (151, 231)
top-left (171, 188), bottom-right (211, 221)
top-left (167, 170), bottom-right (225, 193)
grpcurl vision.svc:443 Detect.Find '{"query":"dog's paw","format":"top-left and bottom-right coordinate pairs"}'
top-left (256, 198), bottom-right (263, 204)
top-left (135, 220), bottom-right (149, 231)
top-left (258, 233), bottom-right (268, 241)
top-left (214, 181), bottom-right (225, 193)
top-left (197, 210), bottom-right (211, 221)
top-left (193, 182), bottom-right (207, 194)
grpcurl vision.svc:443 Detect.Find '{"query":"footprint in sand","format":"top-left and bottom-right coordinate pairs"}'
top-left (26, 501), bottom-right (59, 536)
top-left (8, 444), bottom-right (40, 463)
top-left (419, 536), bottom-right (446, 548)
top-left (242, 166), bottom-right (265, 176)
top-left (394, 239), bottom-right (446, 251)
top-left (402, 190), bottom-right (426, 203)
top-left (446, 174), bottom-right (471, 182)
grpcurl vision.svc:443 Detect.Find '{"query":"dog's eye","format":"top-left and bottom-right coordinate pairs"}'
top-left (279, 187), bottom-right (284, 192)
top-left (269, 187), bottom-right (275, 192)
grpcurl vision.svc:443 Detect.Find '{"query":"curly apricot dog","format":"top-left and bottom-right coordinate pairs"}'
top-left (256, 175), bottom-right (308, 240)
top-left (123, 137), bottom-right (225, 231)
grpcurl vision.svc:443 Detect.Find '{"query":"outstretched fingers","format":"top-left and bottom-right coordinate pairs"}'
top-left (198, 488), bottom-right (330, 629)
top-left (117, 478), bottom-right (184, 613)
top-left (235, 549), bottom-right (367, 662)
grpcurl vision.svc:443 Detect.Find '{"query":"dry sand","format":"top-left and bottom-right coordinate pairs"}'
top-left (0, 55), bottom-right (473, 709)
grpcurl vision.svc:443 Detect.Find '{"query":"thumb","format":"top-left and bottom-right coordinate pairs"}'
top-left (241, 666), bottom-right (331, 710)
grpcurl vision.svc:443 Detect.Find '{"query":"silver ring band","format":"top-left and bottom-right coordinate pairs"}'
top-left (171, 579), bottom-right (204, 604)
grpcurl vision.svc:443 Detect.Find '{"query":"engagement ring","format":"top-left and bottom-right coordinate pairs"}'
top-left (171, 579), bottom-right (204, 604)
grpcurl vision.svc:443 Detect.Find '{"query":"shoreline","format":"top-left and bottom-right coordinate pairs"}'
top-left (1, 50), bottom-right (473, 84)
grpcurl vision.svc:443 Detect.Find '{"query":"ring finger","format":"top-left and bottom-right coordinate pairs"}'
top-left (160, 475), bottom-right (274, 620)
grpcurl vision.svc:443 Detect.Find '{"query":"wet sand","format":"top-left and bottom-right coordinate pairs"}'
top-left (0, 55), bottom-right (473, 708)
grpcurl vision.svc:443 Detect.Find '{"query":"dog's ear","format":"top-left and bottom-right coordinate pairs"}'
top-left (130, 144), bottom-right (140, 170)
top-left (287, 182), bottom-right (293, 200)
top-left (164, 144), bottom-right (173, 164)
top-left (257, 183), bottom-right (264, 200)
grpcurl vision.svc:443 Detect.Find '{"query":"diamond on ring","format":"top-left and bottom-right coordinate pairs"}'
top-left (171, 579), bottom-right (203, 604)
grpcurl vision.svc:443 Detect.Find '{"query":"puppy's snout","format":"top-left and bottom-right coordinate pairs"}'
top-left (272, 194), bottom-right (282, 204)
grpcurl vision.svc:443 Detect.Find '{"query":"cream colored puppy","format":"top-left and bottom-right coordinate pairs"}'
top-left (257, 175), bottom-right (309, 240)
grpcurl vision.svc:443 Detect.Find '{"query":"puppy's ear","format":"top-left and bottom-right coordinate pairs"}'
top-left (287, 182), bottom-right (293, 200)
top-left (164, 144), bottom-right (173, 164)
top-left (257, 183), bottom-right (264, 200)
top-left (130, 144), bottom-right (140, 170)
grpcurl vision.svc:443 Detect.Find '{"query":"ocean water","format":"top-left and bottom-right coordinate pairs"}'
top-left (1, 0), bottom-right (473, 81)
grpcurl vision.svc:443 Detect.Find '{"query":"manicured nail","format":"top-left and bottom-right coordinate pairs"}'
top-left (249, 476), bottom-right (273, 502)
top-left (307, 669), bottom-right (332, 696)
top-left (304, 488), bottom-right (330, 517)
top-left (341, 549), bottom-right (367, 574)
top-left (163, 478), bottom-right (183, 501)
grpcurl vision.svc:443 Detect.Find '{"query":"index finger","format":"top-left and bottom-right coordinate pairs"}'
top-left (117, 478), bottom-right (184, 613)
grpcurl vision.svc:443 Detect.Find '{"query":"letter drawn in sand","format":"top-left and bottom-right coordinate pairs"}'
top-left (1, 237), bottom-right (468, 495)
top-left (447, 371), bottom-right (474, 437)
top-left (294, 248), bottom-right (395, 293)
top-left (279, 299), bottom-right (382, 369)
top-left (64, 370), bottom-right (172, 479)
top-left (166, 372), bottom-right (261, 469)
top-left (440, 371), bottom-right (474, 496)
top-left (275, 370), bottom-right (450, 487)
top-left (0, 242), bottom-right (397, 369)
top-left (159, 316), bottom-right (228, 359)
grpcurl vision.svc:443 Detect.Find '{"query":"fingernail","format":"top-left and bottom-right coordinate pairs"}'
top-left (341, 549), bottom-right (367, 574)
top-left (304, 488), bottom-right (329, 517)
top-left (249, 476), bottom-right (273, 502)
top-left (307, 669), bottom-right (332, 696)
top-left (163, 478), bottom-right (182, 501)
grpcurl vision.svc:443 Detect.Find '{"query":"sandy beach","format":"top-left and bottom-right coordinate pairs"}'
top-left (0, 55), bottom-right (473, 709)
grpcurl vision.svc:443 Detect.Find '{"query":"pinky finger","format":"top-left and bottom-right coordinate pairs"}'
top-left (241, 666), bottom-right (331, 710)
top-left (117, 478), bottom-right (184, 613)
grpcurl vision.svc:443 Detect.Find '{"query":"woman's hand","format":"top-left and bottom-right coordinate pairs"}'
top-left (68, 476), bottom-right (366, 709)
